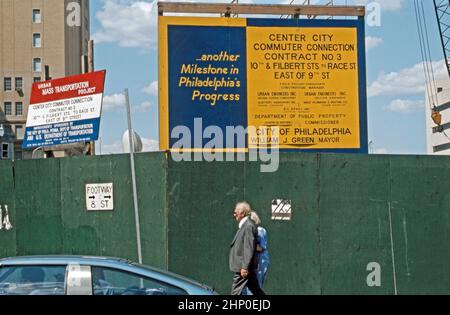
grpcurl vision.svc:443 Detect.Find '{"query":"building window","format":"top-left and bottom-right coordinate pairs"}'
top-left (34, 77), bottom-right (41, 83)
top-left (433, 122), bottom-right (450, 134)
top-left (1, 143), bottom-right (10, 160)
top-left (33, 33), bottom-right (41, 48)
top-left (4, 78), bottom-right (12, 91)
top-left (4, 102), bottom-right (12, 116)
top-left (32, 9), bottom-right (41, 23)
top-left (433, 142), bottom-right (450, 153)
top-left (33, 58), bottom-right (42, 72)
top-left (15, 78), bottom-right (23, 91)
top-left (2, 125), bottom-right (12, 136)
top-left (16, 125), bottom-right (24, 140)
top-left (16, 102), bottom-right (23, 116)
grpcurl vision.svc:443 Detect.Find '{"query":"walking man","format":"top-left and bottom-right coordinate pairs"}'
top-left (229, 202), bottom-right (266, 295)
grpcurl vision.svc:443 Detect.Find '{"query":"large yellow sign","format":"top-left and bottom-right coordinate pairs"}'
top-left (247, 27), bottom-right (360, 149)
top-left (159, 17), bottom-right (367, 153)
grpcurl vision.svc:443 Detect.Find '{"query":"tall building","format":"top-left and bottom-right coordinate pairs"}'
top-left (426, 80), bottom-right (450, 155)
top-left (0, 0), bottom-right (90, 160)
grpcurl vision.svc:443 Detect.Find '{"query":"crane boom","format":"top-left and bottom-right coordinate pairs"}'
top-left (434, 0), bottom-right (450, 79)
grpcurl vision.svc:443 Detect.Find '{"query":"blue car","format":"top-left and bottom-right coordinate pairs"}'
top-left (0, 256), bottom-right (218, 295)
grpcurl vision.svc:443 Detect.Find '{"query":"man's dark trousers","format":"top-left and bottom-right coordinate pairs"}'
top-left (231, 270), bottom-right (266, 295)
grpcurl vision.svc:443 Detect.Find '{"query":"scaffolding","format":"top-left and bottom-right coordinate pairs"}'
top-left (281, 0), bottom-right (335, 19)
top-left (158, 2), bottom-right (364, 18)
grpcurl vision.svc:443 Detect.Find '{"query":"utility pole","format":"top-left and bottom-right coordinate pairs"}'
top-left (88, 40), bottom-right (96, 156)
top-left (125, 89), bottom-right (143, 265)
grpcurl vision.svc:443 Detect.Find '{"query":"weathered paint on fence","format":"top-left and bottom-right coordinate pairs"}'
top-left (0, 153), bottom-right (449, 295)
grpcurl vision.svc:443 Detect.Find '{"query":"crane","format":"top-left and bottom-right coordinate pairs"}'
top-left (415, 0), bottom-right (450, 134)
top-left (434, 0), bottom-right (450, 79)
top-left (429, 0), bottom-right (450, 135)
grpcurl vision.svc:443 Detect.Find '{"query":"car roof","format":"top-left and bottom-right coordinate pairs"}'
top-left (0, 255), bottom-right (130, 267)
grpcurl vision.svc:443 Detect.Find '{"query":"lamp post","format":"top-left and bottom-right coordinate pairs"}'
top-left (0, 124), bottom-right (5, 160)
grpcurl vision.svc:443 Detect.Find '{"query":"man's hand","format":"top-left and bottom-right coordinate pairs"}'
top-left (240, 269), bottom-right (249, 278)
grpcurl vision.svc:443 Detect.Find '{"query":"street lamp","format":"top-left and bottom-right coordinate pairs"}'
top-left (0, 124), bottom-right (5, 160)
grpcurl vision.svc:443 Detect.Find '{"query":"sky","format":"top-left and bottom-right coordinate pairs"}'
top-left (90, 0), bottom-right (446, 155)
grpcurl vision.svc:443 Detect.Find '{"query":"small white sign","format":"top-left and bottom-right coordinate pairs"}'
top-left (271, 199), bottom-right (292, 220)
top-left (86, 183), bottom-right (114, 211)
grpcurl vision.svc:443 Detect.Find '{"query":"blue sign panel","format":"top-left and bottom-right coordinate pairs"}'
top-left (168, 25), bottom-right (248, 148)
top-left (22, 118), bottom-right (100, 149)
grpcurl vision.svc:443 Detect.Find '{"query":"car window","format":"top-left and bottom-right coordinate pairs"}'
top-left (0, 265), bottom-right (66, 295)
top-left (91, 267), bottom-right (187, 295)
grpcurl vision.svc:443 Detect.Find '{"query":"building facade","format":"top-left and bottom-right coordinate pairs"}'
top-left (0, 0), bottom-right (90, 160)
top-left (426, 80), bottom-right (450, 155)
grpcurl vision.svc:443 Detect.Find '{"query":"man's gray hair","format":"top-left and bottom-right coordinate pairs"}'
top-left (250, 211), bottom-right (261, 225)
top-left (235, 202), bottom-right (252, 216)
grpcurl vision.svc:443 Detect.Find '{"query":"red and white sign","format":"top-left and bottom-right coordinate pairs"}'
top-left (23, 70), bottom-right (106, 149)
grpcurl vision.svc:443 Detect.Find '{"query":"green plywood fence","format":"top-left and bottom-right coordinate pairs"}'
top-left (165, 153), bottom-right (450, 295)
top-left (0, 161), bottom-right (16, 258)
top-left (0, 152), bottom-right (449, 294)
top-left (0, 153), bottom-right (168, 269)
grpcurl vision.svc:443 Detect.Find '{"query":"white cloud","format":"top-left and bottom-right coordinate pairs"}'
top-left (353, 0), bottom-right (404, 11)
top-left (142, 138), bottom-right (160, 151)
top-left (103, 93), bottom-right (152, 112)
top-left (99, 137), bottom-right (159, 155)
top-left (134, 101), bottom-right (153, 112)
top-left (374, 148), bottom-right (388, 154)
top-left (122, 134), bottom-right (159, 153)
top-left (384, 99), bottom-right (424, 113)
top-left (368, 60), bottom-right (447, 97)
top-left (365, 36), bottom-right (383, 51)
top-left (98, 140), bottom-right (122, 155)
top-left (93, 0), bottom-right (374, 52)
top-left (93, 1), bottom-right (157, 50)
top-left (102, 93), bottom-right (125, 112)
top-left (142, 81), bottom-right (158, 96)
top-left (92, 0), bottom-right (256, 51)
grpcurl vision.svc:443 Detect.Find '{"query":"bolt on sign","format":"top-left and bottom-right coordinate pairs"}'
top-left (158, 16), bottom-right (367, 153)
top-left (272, 199), bottom-right (292, 221)
top-left (85, 183), bottom-right (114, 211)
top-left (22, 70), bottom-right (106, 149)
